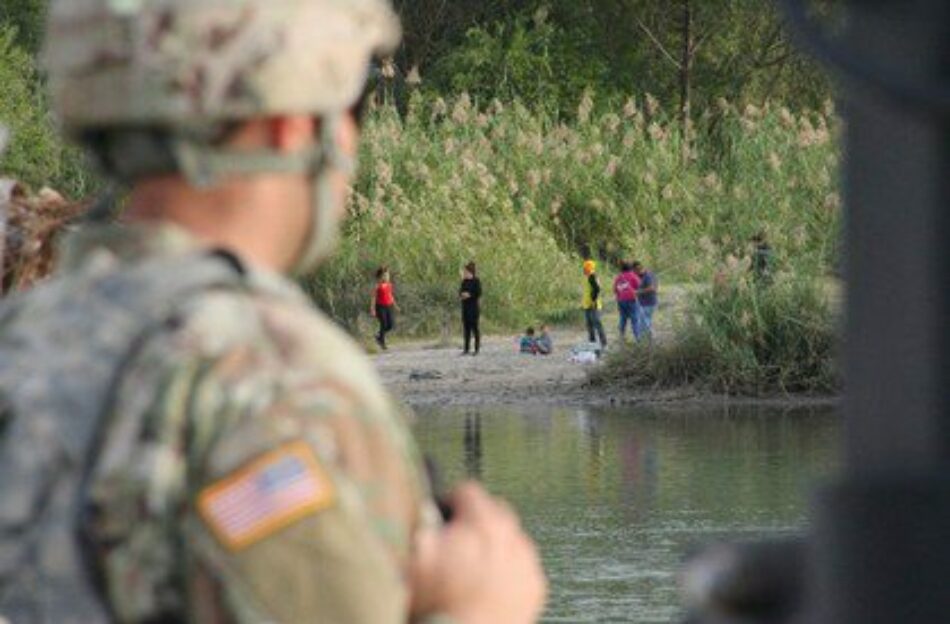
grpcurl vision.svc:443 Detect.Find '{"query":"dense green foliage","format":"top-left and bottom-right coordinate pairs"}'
top-left (0, 0), bottom-right (838, 198)
top-left (393, 0), bottom-right (836, 116)
top-left (0, 0), bottom-right (45, 53)
top-left (0, 24), bottom-right (93, 197)
top-left (593, 275), bottom-right (839, 395)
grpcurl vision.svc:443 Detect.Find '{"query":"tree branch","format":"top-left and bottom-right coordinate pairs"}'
top-left (635, 17), bottom-right (682, 69)
top-left (756, 49), bottom-right (794, 70)
top-left (691, 28), bottom-right (713, 56)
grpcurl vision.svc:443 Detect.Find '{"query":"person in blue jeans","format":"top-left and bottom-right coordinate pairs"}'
top-left (613, 261), bottom-right (641, 342)
top-left (633, 261), bottom-right (658, 339)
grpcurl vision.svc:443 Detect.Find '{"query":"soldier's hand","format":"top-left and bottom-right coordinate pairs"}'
top-left (409, 482), bottom-right (548, 624)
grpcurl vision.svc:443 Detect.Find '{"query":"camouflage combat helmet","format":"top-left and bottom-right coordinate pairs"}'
top-left (44, 0), bottom-right (401, 271)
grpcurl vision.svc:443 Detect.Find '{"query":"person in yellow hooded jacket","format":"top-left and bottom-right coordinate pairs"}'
top-left (582, 259), bottom-right (607, 349)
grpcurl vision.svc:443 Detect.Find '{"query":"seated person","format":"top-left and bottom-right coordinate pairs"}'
top-left (536, 324), bottom-right (553, 355)
top-left (520, 327), bottom-right (539, 354)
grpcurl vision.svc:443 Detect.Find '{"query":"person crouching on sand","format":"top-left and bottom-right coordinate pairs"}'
top-left (520, 327), bottom-right (538, 354)
top-left (536, 324), bottom-right (553, 355)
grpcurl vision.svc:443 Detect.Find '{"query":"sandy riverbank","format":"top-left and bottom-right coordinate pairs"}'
top-left (372, 285), bottom-right (838, 410)
top-left (373, 326), bottom-right (606, 408)
top-left (373, 331), bottom-right (838, 409)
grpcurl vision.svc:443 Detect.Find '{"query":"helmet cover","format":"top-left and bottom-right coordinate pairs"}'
top-left (45, 0), bottom-right (401, 134)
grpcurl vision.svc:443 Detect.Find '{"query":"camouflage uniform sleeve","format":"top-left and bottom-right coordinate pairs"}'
top-left (87, 290), bottom-right (440, 623)
top-left (183, 371), bottom-right (423, 623)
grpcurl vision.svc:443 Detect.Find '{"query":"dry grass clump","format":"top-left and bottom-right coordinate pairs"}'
top-left (1, 181), bottom-right (85, 295)
top-left (593, 273), bottom-right (839, 395)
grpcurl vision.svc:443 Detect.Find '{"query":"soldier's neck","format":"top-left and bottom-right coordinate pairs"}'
top-left (125, 175), bottom-right (310, 273)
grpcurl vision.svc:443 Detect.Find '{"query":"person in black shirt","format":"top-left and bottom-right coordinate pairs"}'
top-left (459, 261), bottom-right (482, 355)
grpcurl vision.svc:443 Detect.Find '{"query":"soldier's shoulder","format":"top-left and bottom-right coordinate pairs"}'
top-left (0, 249), bottom-right (390, 411)
top-left (180, 269), bottom-right (366, 364)
top-left (128, 270), bottom-right (408, 484)
top-left (150, 265), bottom-right (390, 406)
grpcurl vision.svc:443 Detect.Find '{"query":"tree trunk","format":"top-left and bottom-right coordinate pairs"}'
top-left (679, 0), bottom-right (693, 144)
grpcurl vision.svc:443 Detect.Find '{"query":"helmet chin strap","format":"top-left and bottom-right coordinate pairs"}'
top-left (292, 114), bottom-right (354, 275)
top-left (171, 113), bottom-right (354, 276)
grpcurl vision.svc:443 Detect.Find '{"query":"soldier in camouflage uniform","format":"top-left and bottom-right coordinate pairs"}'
top-left (0, 1), bottom-right (546, 623)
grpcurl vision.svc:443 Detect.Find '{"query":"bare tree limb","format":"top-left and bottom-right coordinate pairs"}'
top-left (635, 17), bottom-right (682, 69)
top-left (756, 49), bottom-right (794, 70)
top-left (691, 28), bottom-right (713, 55)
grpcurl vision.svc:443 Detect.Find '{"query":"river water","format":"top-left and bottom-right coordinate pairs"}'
top-left (413, 405), bottom-right (840, 623)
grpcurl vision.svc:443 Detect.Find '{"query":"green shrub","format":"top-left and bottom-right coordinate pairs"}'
top-left (0, 0), bottom-right (47, 54)
top-left (427, 8), bottom-right (607, 116)
top-left (0, 24), bottom-right (98, 198)
top-left (593, 273), bottom-right (839, 395)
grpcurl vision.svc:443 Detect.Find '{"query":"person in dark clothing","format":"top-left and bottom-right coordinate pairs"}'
top-left (459, 261), bottom-right (482, 355)
top-left (519, 327), bottom-right (538, 354)
top-left (536, 324), bottom-right (553, 355)
top-left (633, 260), bottom-right (658, 340)
top-left (750, 231), bottom-right (775, 286)
top-left (371, 266), bottom-right (398, 350)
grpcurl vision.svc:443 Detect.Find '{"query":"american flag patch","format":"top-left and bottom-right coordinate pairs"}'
top-left (198, 441), bottom-right (336, 551)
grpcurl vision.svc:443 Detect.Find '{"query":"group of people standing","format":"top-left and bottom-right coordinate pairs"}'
top-left (582, 259), bottom-right (658, 350)
top-left (372, 257), bottom-right (655, 355)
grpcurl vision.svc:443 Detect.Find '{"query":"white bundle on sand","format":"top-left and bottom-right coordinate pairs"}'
top-left (569, 342), bottom-right (603, 364)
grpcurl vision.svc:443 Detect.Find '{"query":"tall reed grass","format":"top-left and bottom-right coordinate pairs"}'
top-left (304, 92), bottom-right (841, 337)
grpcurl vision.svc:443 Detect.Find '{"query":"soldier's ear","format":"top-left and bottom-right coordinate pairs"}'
top-left (269, 116), bottom-right (316, 153)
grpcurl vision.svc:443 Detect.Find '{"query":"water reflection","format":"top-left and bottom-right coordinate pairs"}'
top-left (413, 404), bottom-right (839, 623)
top-left (620, 428), bottom-right (660, 523)
top-left (581, 411), bottom-right (605, 498)
top-left (463, 413), bottom-right (483, 478)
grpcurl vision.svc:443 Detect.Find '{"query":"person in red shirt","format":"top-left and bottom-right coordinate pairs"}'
top-left (613, 261), bottom-right (642, 341)
top-left (371, 266), bottom-right (398, 350)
